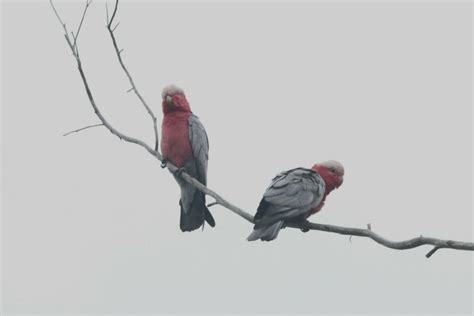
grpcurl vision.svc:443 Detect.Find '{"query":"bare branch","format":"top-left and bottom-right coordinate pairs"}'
top-left (112, 22), bottom-right (120, 32)
top-left (51, 0), bottom-right (474, 259)
top-left (107, 0), bottom-right (160, 152)
top-left (73, 0), bottom-right (92, 50)
top-left (174, 169), bottom-right (254, 223)
top-left (63, 34), bottom-right (74, 53)
top-left (50, 1), bottom-right (74, 52)
top-left (106, 2), bottom-right (109, 24)
top-left (76, 56), bottom-right (156, 156)
top-left (50, 0), bottom-right (67, 33)
top-left (63, 123), bottom-right (104, 136)
top-left (426, 246), bottom-right (442, 258)
top-left (51, 1), bottom-right (156, 158)
top-left (108, 0), bottom-right (119, 28)
top-left (284, 221), bottom-right (474, 257)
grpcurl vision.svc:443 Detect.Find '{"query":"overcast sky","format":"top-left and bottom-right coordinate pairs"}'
top-left (1, 0), bottom-right (472, 315)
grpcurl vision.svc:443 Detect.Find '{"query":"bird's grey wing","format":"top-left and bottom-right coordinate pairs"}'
top-left (188, 114), bottom-right (209, 185)
top-left (255, 168), bottom-right (325, 228)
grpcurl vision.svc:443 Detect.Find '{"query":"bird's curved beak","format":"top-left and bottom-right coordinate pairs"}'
top-left (166, 95), bottom-right (173, 105)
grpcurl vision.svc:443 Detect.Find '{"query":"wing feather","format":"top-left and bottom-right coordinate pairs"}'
top-left (188, 115), bottom-right (209, 185)
top-left (254, 168), bottom-right (325, 227)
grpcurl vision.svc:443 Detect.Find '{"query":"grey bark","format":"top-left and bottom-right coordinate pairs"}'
top-left (51, 0), bottom-right (474, 258)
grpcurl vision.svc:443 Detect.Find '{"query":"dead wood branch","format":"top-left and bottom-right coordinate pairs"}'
top-left (50, 0), bottom-right (474, 258)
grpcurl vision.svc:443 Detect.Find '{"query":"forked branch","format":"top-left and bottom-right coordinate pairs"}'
top-left (50, 0), bottom-right (474, 258)
top-left (106, 0), bottom-right (159, 152)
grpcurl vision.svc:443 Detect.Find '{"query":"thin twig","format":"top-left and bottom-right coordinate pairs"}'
top-left (106, 2), bottom-right (109, 24)
top-left (63, 123), bottom-right (104, 136)
top-left (73, 0), bottom-right (92, 51)
top-left (112, 22), bottom-right (120, 32)
top-left (51, 0), bottom-right (156, 158)
top-left (51, 0), bottom-right (474, 258)
top-left (50, 0), bottom-right (67, 32)
top-left (107, 0), bottom-right (160, 152)
top-left (426, 246), bottom-right (443, 258)
top-left (50, 0), bottom-right (75, 53)
top-left (76, 56), bottom-right (156, 156)
top-left (108, 0), bottom-right (119, 28)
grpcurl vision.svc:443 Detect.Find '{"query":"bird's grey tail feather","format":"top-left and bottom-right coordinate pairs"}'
top-left (179, 191), bottom-right (215, 232)
top-left (247, 220), bottom-right (284, 241)
top-left (204, 207), bottom-right (215, 227)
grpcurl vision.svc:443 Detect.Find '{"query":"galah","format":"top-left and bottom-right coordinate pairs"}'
top-left (247, 160), bottom-right (344, 241)
top-left (161, 85), bottom-right (215, 232)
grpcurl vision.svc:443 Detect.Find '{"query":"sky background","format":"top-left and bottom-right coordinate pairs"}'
top-left (1, 0), bottom-right (472, 315)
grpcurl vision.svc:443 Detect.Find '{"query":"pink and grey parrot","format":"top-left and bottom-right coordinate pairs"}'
top-left (161, 85), bottom-right (215, 232)
top-left (247, 160), bottom-right (344, 241)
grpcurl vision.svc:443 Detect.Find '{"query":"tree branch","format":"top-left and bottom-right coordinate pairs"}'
top-left (51, 0), bottom-right (474, 258)
top-left (284, 221), bottom-right (473, 258)
top-left (106, 0), bottom-right (159, 152)
top-left (72, 0), bottom-right (92, 53)
top-left (51, 0), bottom-right (155, 157)
top-left (50, 0), bottom-right (248, 222)
top-left (106, 2), bottom-right (109, 25)
top-left (63, 123), bottom-right (104, 136)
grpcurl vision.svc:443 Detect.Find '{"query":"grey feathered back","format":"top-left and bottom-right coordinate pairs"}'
top-left (248, 168), bottom-right (325, 241)
top-left (188, 114), bottom-right (209, 185)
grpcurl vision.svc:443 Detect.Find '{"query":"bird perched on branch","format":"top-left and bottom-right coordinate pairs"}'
top-left (247, 160), bottom-right (344, 241)
top-left (161, 85), bottom-right (215, 232)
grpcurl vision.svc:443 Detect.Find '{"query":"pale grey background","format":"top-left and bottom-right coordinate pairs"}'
top-left (1, 0), bottom-right (472, 315)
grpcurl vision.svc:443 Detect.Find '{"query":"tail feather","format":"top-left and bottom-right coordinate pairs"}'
top-left (204, 207), bottom-right (215, 227)
top-left (247, 220), bottom-right (284, 241)
top-left (179, 191), bottom-right (215, 232)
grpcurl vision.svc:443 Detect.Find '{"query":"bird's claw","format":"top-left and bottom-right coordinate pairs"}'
top-left (160, 159), bottom-right (168, 169)
top-left (299, 220), bottom-right (311, 233)
top-left (173, 167), bottom-right (186, 177)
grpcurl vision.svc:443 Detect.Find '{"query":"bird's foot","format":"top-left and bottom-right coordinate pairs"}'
top-left (160, 159), bottom-right (168, 169)
top-left (173, 167), bottom-right (186, 177)
top-left (299, 219), bottom-right (311, 233)
top-left (283, 219), bottom-right (311, 232)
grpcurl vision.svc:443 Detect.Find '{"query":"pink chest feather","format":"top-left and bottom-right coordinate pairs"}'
top-left (161, 112), bottom-right (192, 167)
top-left (306, 196), bottom-right (327, 218)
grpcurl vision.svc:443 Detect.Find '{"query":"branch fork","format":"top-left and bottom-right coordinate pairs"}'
top-left (51, 0), bottom-right (474, 258)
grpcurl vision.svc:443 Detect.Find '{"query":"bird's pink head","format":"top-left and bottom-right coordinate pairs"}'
top-left (312, 160), bottom-right (344, 194)
top-left (162, 84), bottom-right (191, 114)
